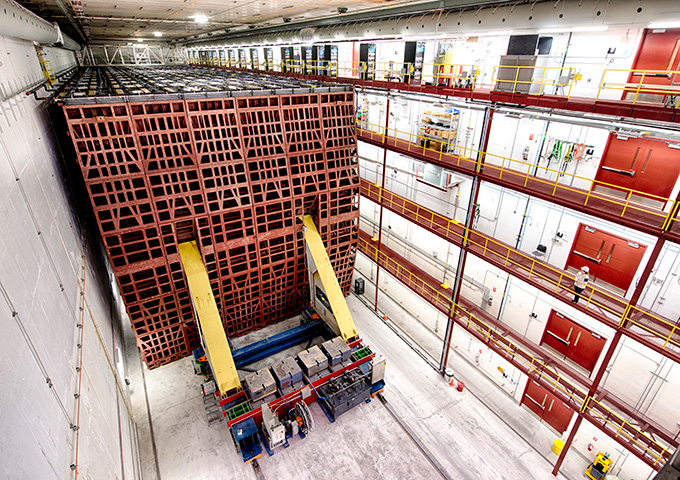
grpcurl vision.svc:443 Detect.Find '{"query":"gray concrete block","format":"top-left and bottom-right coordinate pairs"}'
top-left (321, 338), bottom-right (342, 366)
top-left (297, 345), bottom-right (328, 377)
top-left (271, 356), bottom-right (303, 391)
top-left (243, 367), bottom-right (277, 401)
top-left (333, 337), bottom-right (352, 362)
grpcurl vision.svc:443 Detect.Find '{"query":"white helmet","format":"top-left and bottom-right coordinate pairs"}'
top-left (581, 266), bottom-right (590, 273)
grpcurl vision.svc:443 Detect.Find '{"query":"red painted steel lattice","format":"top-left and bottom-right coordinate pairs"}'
top-left (64, 91), bottom-right (359, 368)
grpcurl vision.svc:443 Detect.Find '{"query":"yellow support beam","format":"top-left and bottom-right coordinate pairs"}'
top-left (179, 241), bottom-right (241, 396)
top-left (301, 215), bottom-right (358, 342)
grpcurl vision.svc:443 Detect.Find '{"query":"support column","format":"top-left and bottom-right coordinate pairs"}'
top-left (663, 189), bottom-right (680, 232)
top-left (439, 106), bottom-right (494, 372)
top-left (373, 91), bottom-right (391, 312)
top-left (552, 237), bottom-right (666, 476)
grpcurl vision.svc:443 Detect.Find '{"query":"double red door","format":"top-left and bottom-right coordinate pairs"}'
top-left (595, 134), bottom-right (680, 202)
top-left (521, 380), bottom-right (573, 434)
top-left (566, 224), bottom-right (646, 291)
top-left (625, 28), bottom-right (680, 100)
top-left (540, 310), bottom-right (606, 374)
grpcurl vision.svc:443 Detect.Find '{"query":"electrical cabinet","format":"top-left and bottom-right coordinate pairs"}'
top-left (314, 44), bottom-right (338, 76)
top-left (404, 41), bottom-right (426, 83)
top-left (301, 45), bottom-right (313, 74)
top-left (281, 46), bottom-right (292, 72)
top-left (360, 43), bottom-right (377, 80)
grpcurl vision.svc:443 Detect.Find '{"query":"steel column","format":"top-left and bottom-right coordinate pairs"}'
top-left (373, 92), bottom-right (391, 312)
top-left (552, 237), bottom-right (667, 476)
top-left (440, 106), bottom-right (494, 372)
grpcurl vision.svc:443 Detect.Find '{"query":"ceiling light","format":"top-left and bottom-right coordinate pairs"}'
top-left (136, 38), bottom-right (143, 43)
top-left (538, 25), bottom-right (608, 34)
top-left (465, 30), bottom-right (513, 37)
top-left (153, 31), bottom-right (163, 37)
top-left (192, 14), bottom-right (209, 24)
top-left (647, 20), bottom-right (680, 29)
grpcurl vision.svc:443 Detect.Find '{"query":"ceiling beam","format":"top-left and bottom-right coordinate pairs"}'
top-left (180, 0), bottom-right (525, 46)
top-left (53, 0), bottom-right (89, 43)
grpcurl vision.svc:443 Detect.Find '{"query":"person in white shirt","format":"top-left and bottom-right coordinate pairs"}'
top-left (573, 266), bottom-right (590, 304)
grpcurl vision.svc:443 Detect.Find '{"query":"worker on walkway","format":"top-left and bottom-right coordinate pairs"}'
top-left (573, 266), bottom-right (590, 304)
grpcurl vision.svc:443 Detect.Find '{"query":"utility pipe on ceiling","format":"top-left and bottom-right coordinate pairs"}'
top-left (0, 0), bottom-right (81, 51)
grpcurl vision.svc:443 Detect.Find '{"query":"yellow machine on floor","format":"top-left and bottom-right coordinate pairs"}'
top-left (585, 452), bottom-right (612, 480)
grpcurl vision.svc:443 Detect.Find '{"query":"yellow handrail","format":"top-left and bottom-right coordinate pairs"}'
top-left (355, 118), bottom-right (676, 228)
top-left (357, 235), bottom-right (671, 464)
top-left (583, 396), bottom-right (670, 466)
top-left (361, 179), bottom-right (680, 352)
top-left (597, 68), bottom-right (680, 107)
top-left (189, 55), bottom-right (680, 109)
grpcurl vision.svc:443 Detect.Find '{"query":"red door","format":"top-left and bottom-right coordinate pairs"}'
top-left (521, 380), bottom-right (573, 434)
top-left (595, 134), bottom-right (680, 202)
top-left (566, 224), bottom-right (605, 278)
top-left (541, 310), bottom-right (606, 373)
top-left (566, 224), bottom-right (647, 291)
top-left (625, 28), bottom-right (680, 100)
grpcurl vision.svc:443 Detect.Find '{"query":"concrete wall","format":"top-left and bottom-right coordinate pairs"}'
top-left (0, 34), bottom-right (140, 479)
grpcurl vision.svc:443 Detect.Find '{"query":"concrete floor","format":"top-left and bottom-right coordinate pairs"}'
top-left (128, 295), bottom-right (592, 480)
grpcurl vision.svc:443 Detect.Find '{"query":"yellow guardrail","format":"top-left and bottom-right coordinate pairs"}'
top-left (596, 68), bottom-right (680, 108)
top-left (625, 305), bottom-right (680, 350)
top-left (357, 234), bottom-right (671, 464)
top-left (361, 179), bottom-right (612, 320)
top-left (188, 54), bottom-right (680, 109)
top-left (355, 119), bottom-right (676, 229)
top-left (582, 395), bottom-right (670, 466)
top-left (360, 179), bottom-right (680, 353)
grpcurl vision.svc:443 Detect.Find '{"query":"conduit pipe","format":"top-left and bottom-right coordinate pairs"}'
top-left (0, 0), bottom-right (81, 51)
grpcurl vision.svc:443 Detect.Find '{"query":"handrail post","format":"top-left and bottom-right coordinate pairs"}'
top-left (633, 71), bottom-right (646, 105)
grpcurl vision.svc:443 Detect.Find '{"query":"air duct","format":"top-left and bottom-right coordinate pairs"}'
top-left (0, 0), bottom-right (81, 51)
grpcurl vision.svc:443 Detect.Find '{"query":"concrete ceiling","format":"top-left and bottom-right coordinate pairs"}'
top-left (17, 0), bottom-right (449, 44)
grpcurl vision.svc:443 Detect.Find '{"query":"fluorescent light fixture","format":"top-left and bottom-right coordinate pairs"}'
top-left (153, 31), bottom-right (163, 37)
top-left (465, 30), bottom-right (513, 37)
top-left (136, 38), bottom-right (143, 43)
top-left (416, 33), bottom-right (450, 41)
top-left (538, 25), bottom-right (608, 34)
top-left (647, 20), bottom-right (680, 29)
top-left (192, 14), bottom-right (209, 24)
